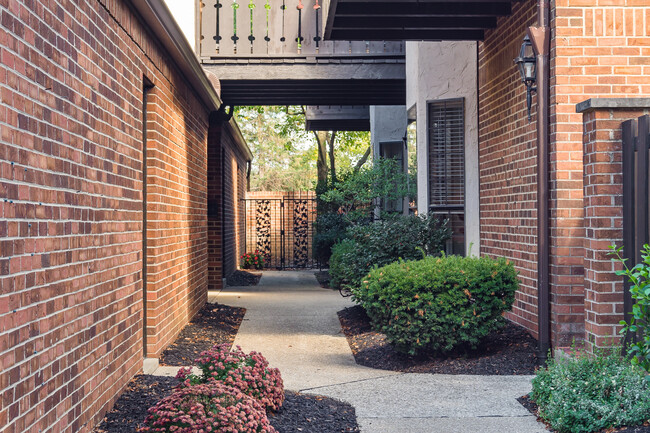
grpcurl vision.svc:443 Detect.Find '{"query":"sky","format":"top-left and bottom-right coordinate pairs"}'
top-left (163, 0), bottom-right (195, 47)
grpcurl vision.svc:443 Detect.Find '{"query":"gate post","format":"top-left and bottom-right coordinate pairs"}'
top-left (577, 98), bottom-right (650, 352)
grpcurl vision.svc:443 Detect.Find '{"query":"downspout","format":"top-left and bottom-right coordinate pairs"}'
top-left (529, 0), bottom-right (551, 361)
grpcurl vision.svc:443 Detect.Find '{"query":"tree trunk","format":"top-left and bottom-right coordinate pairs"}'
top-left (328, 131), bottom-right (337, 184)
top-left (354, 146), bottom-right (372, 171)
top-left (314, 131), bottom-right (329, 192)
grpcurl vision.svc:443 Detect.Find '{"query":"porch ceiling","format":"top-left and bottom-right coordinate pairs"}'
top-left (324, 0), bottom-right (518, 41)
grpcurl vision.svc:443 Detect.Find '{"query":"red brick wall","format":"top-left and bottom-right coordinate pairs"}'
top-left (478, 0), bottom-right (540, 338)
top-left (222, 126), bottom-right (248, 279)
top-left (479, 0), bottom-right (649, 347)
top-left (207, 119), bottom-right (248, 288)
top-left (549, 0), bottom-right (650, 346)
top-left (207, 118), bottom-right (224, 292)
top-left (0, 0), bottom-right (213, 430)
top-left (144, 87), bottom-right (208, 358)
top-left (581, 107), bottom-right (649, 350)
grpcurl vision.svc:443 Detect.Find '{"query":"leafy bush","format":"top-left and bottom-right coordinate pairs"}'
top-left (140, 381), bottom-right (276, 433)
top-left (329, 215), bottom-right (451, 290)
top-left (319, 158), bottom-right (414, 223)
top-left (177, 344), bottom-right (284, 412)
top-left (241, 251), bottom-right (265, 270)
top-left (353, 255), bottom-right (518, 355)
top-left (313, 212), bottom-right (350, 264)
top-left (531, 349), bottom-right (650, 433)
top-left (610, 244), bottom-right (650, 373)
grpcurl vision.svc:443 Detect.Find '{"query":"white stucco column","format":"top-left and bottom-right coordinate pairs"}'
top-left (406, 41), bottom-right (480, 256)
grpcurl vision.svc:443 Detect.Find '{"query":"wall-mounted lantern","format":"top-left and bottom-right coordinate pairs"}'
top-left (514, 35), bottom-right (537, 121)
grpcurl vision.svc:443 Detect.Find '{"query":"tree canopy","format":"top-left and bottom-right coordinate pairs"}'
top-left (234, 106), bottom-right (371, 192)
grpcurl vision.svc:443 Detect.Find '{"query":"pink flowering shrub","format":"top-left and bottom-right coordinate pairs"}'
top-left (139, 381), bottom-right (276, 433)
top-left (177, 344), bottom-right (284, 412)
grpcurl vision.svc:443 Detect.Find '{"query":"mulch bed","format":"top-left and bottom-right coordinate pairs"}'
top-left (338, 305), bottom-right (540, 375)
top-left (159, 302), bottom-right (246, 366)
top-left (315, 271), bottom-right (332, 289)
top-left (227, 269), bottom-right (262, 287)
top-left (94, 375), bottom-right (179, 432)
top-left (518, 394), bottom-right (650, 433)
top-left (269, 391), bottom-right (360, 433)
top-left (94, 376), bottom-right (359, 432)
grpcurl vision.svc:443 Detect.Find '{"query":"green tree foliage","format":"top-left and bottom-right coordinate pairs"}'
top-left (234, 106), bottom-right (371, 192)
top-left (319, 158), bottom-right (414, 221)
top-left (609, 244), bottom-right (650, 373)
top-left (235, 106), bottom-right (315, 191)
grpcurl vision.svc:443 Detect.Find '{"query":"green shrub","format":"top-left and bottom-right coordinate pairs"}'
top-left (609, 244), bottom-right (650, 373)
top-left (353, 255), bottom-right (518, 355)
top-left (313, 212), bottom-right (351, 264)
top-left (329, 215), bottom-right (451, 290)
top-left (531, 349), bottom-right (650, 433)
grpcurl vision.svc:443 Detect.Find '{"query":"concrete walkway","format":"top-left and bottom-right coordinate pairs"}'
top-left (212, 271), bottom-right (547, 433)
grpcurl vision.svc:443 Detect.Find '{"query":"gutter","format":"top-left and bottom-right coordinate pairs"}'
top-left (528, 0), bottom-right (551, 361)
top-left (226, 116), bottom-right (254, 162)
top-left (128, 0), bottom-right (253, 162)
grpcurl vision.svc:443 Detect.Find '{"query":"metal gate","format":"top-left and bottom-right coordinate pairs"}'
top-left (243, 197), bottom-right (318, 269)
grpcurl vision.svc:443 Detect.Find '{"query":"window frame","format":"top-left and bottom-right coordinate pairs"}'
top-left (426, 97), bottom-right (466, 255)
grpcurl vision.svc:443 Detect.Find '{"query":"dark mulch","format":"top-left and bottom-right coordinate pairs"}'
top-left (518, 394), bottom-right (650, 433)
top-left (94, 376), bottom-right (359, 433)
top-left (315, 271), bottom-right (332, 289)
top-left (159, 303), bottom-right (246, 366)
top-left (269, 391), bottom-right (360, 433)
top-left (227, 269), bottom-right (262, 286)
top-left (94, 375), bottom-right (179, 432)
top-left (338, 305), bottom-right (540, 375)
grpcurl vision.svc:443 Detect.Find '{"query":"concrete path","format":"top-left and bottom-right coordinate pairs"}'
top-left (212, 270), bottom-right (548, 433)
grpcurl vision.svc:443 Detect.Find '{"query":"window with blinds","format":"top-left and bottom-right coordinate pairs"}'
top-left (428, 99), bottom-right (465, 255)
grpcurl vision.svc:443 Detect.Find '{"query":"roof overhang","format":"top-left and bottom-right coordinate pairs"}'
top-left (127, 0), bottom-right (253, 161)
top-left (323, 0), bottom-right (517, 41)
top-left (305, 106), bottom-right (371, 131)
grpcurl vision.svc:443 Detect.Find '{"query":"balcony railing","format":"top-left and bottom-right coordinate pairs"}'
top-left (198, 0), bottom-right (404, 58)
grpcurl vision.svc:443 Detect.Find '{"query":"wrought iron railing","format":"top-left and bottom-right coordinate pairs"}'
top-left (198, 0), bottom-right (404, 58)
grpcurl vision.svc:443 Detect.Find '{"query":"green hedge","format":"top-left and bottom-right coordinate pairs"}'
top-left (329, 214), bottom-right (450, 290)
top-left (353, 255), bottom-right (519, 355)
top-left (531, 349), bottom-right (650, 433)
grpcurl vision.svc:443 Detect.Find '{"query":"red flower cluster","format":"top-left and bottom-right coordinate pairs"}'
top-left (139, 381), bottom-right (276, 433)
top-left (241, 250), bottom-right (264, 270)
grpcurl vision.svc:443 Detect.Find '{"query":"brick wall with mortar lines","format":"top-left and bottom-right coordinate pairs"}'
top-left (479, 0), bottom-right (540, 339)
top-left (0, 0), bottom-right (210, 431)
top-left (207, 119), bottom-right (223, 292)
top-left (581, 107), bottom-right (649, 350)
top-left (221, 126), bottom-right (247, 279)
top-left (550, 0), bottom-right (650, 346)
top-left (144, 87), bottom-right (208, 358)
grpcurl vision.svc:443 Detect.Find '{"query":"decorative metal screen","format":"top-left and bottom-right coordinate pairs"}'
top-left (243, 196), bottom-right (318, 269)
top-left (428, 99), bottom-right (465, 255)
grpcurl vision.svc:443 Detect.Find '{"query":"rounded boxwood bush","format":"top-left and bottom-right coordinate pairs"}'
top-left (353, 255), bottom-right (519, 355)
top-left (177, 344), bottom-right (284, 412)
top-left (140, 381), bottom-right (276, 433)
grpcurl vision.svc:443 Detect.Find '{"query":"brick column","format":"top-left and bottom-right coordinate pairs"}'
top-left (578, 98), bottom-right (650, 351)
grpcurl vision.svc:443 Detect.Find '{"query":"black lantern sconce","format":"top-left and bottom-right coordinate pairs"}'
top-left (514, 35), bottom-right (537, 121)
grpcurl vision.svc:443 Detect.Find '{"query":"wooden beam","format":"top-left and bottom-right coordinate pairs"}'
top-left (334, 2), bottom-right (511, 17)
top-left (333, 16), bottom-right (498, 30)
top-left (329, 29), bottom-right (485, 40)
